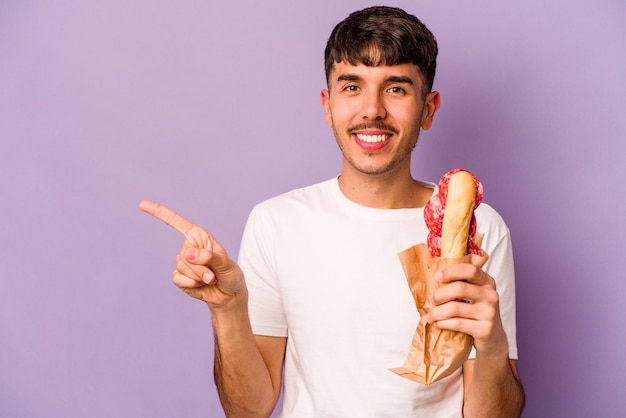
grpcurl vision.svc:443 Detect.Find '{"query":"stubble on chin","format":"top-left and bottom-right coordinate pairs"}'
top-left (333, 129), bottom-right (419, 176)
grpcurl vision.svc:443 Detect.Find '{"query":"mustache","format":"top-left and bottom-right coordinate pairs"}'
top-left (348, 122), bottom-right (399, 134)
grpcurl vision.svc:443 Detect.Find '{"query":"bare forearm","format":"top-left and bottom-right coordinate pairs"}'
top-left (211, 293), bottom-right (277, 417)
top-left (463, 357), bottom-right (525, 418)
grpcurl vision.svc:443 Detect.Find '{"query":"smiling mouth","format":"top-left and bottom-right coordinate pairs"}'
top-left (355, 133), bottom-right (391, 143)
top-left (349, 122), bottom-right (397, 144)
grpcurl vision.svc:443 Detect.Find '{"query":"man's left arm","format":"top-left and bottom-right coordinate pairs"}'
top-left (462, 358), bottom-right (524, 417)
top-left (426, 263), bottom-right (525, 417)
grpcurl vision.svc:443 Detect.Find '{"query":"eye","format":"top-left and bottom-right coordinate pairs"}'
top-left (387, 86), bottom-right (406, 94)
top-left (343, 84), bottom-right (359, 92)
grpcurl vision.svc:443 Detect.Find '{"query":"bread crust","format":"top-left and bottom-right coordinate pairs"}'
top-left (440, 171), bottom-right (476, 258)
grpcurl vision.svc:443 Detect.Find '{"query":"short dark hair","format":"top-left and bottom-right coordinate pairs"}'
top-left (324, 6), bottom-right (438, 95)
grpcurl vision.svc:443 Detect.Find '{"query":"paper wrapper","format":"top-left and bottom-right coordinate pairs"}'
top-left (390, 236), bottom-right (488, 385)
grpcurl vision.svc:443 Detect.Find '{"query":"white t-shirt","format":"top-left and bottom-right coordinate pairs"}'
top-left (238, 178), bottom-right (518, 417)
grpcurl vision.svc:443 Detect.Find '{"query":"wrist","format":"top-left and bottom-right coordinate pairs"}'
top-left (472, 347), bottom-right (512, 383)
top-left (475, 341), bottom-right (509, 362)
top-left (474, 323), bottom-right (510, 359)
top-left (210, 288), bottom-right (250, 326)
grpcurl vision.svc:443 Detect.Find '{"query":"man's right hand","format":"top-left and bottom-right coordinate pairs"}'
top-left (139, 200), bottom-right (245, 309)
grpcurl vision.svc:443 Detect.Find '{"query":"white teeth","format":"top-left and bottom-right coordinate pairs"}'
top-left (356, 134), bottom-right (388, 143)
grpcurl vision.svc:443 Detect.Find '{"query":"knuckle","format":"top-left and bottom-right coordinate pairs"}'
top-left (485, 288), bottom-right (499, 305)
top-left (448, 318), bottom-right (463, 329)
top-left (172, 271), bottom-right (185, 286)
top-left (447, 301), bottom-right (461, 315)
top-left (465, 263), bottom-right (479, 276)
top-left (455, 280), bottom-right (470, 294)
top-left (175, 257), bottom-right (187, 272)
top-left (440, 303), bottom-right (464, 322)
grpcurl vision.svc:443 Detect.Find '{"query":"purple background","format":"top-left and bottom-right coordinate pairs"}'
top-left (1, 1), bottom-right (625, 417)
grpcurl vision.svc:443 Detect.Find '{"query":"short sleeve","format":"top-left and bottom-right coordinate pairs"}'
top-left (238, 206), bottom-right (288, 337)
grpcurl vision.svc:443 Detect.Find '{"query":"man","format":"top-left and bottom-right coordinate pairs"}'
top-left (140, 6), bottom-right (524, 417)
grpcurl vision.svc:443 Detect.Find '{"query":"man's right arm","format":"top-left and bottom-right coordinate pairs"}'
top-left (139, 200), bottom-right (285, 417)
top-left (212, 291), bottom-right (286, 417)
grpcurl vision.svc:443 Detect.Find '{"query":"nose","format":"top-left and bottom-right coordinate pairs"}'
top-left (361, 91), bottom-right (386, 120)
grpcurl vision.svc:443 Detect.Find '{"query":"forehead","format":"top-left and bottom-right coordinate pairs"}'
top-left (328, 61), bottom-right (423, 87)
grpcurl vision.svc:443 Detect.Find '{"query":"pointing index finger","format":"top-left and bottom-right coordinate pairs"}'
top-left (139, 199), bottom-right (195, 238)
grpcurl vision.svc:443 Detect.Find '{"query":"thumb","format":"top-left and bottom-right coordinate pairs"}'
top-left (183, 239), bottom-right (232, 272)
top-left (208, 247), bottom-right (239, 278)
top-left (183, 242), bottom-right (243, 294)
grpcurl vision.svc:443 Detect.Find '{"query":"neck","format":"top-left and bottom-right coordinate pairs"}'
top-left (337, 165), bottom-right (432, 209)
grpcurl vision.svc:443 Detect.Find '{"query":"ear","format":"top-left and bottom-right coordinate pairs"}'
top-left (320, 89), bottom-right (332, 127)
top-left (420, 91), bottom-right (441, 130)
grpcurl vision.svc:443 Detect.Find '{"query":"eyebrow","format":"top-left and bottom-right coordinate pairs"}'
top-left (386, 76), bottom-right (414, 85)
top-left (336, 74), bottom-right (414, 85)
top-left (336, 74), bottom-right (361, 83)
